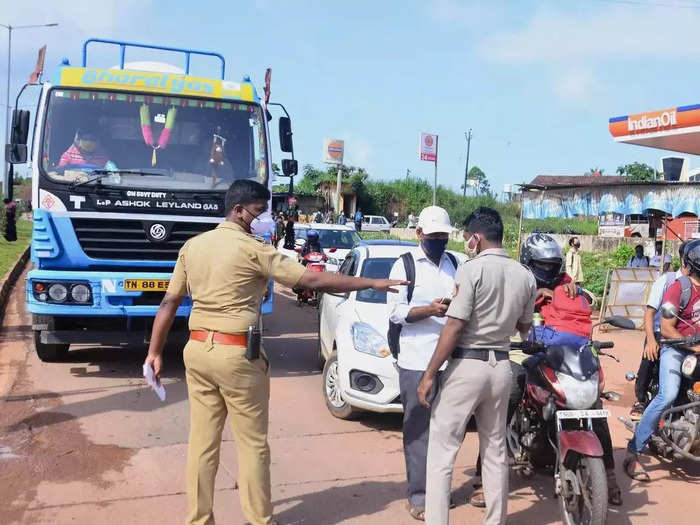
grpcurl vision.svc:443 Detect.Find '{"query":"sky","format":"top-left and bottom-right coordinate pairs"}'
top-left (4, 0), bottom-right (700, 195)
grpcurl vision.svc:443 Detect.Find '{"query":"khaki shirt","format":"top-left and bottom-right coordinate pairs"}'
top-left (566, 249), bottom-right (583, 284)
top-left (168, 221), bottom-right (306, 333)
top-left (447, 248), bottom-right (537, 351)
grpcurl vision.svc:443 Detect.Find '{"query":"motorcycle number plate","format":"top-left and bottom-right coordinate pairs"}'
top-left (557, 409), bottom-right (610, 420)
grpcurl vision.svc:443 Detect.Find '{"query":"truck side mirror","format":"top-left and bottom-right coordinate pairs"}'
top-left (279, 116), bottom-right (293, 153)
top-left (282, 158), bottom-right (298, 176)
top-left (6, 109), bottom-right (30, 164)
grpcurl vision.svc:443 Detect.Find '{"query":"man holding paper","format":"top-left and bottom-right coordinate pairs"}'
top-left (144, 179), bottom-right (406, 525)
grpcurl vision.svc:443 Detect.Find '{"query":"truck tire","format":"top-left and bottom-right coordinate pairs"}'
top-left (32, 315), bottom-right (70, 362)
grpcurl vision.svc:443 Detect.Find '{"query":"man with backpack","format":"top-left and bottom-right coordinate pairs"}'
top-left (629, 244), bottom-right (687, 421)
top-left (628, 244), bottom-right (650, 267)
top-left (387, 206), bottom-right (458, 521)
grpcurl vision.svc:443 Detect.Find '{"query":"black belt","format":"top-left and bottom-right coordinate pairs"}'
top-left (452, 348), bottom-right (509, 361)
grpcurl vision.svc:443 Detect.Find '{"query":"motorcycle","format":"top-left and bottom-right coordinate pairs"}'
top-left (294, 250), bottom-right (327, 307)
top-left (621, 302), bottom-right (700, 461)
top-left (508, 316), bottom-right (634, 525)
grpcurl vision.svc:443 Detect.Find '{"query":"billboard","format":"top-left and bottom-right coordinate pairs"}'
top-left (419, 132), bottom-right (438, 162)
top-left (323, 139), bottom-right (344, 165)
top-left (599, 212), bottom-right (625, 237)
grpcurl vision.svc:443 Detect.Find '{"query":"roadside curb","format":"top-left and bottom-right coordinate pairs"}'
top-left (0, 246), bottom-right (30, 322)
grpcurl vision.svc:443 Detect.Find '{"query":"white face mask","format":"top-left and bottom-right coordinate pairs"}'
top-left (250, 211), bottom-right (275, 236)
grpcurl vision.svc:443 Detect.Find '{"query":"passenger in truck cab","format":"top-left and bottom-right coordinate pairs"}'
top-left (58, 125), bottom-right (110, 167)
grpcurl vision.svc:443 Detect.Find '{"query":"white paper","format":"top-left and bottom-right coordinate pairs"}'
top-left (143, 363), bottom-right (166, 401)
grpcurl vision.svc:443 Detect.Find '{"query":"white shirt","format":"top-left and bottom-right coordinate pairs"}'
top-left (647, 270), bottom-right (681, 332)
top-left (387, 249), bottom-right (458, 371)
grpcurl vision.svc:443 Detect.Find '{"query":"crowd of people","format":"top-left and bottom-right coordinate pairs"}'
top-left (141, 180), bottom-right (700, 525)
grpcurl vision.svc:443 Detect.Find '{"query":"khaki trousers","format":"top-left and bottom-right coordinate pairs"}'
top-left (426, 354), bottom-right (512, 525)
top-left (183, 338), bottom-right (272, 525)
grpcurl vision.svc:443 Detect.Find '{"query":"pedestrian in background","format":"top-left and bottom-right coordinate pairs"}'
top-left (418, 207), bottom-right (537, 525)
top-left (144, 180), bottom-right (406, 525)
top-left (566, 236), bottom-right (583, 285)
top-left (628, 244), bottom-right (650, 267)
top-left (354, 208), bottom-right (364, 231)
top-left (407, 211), bottom-right (418, 229)
top-left (3, 198), bottom-right (17, 242)
top-left (337, 212), bottom-right (347, 225)
top-left (387, 206), bottom-right (458, 521)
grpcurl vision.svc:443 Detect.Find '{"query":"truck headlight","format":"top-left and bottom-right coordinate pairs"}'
top-left (351, 322), bottom-right (391, 358)
top-left (48, 283), bottom-right (68, 303)
top-left (70, 284), bottom-right (91, 303)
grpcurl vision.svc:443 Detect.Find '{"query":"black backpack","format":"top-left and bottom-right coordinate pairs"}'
top-left (387, 251), bottom-right (458, 359)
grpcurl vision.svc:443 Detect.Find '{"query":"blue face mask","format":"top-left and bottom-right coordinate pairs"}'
top-left (422, 238), bottom-right (448, 259)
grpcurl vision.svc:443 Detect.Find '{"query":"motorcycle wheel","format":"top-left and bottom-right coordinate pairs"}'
top-left (558, 456), bottom-right (607, 525)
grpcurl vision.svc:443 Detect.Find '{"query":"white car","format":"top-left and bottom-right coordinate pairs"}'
top-left (359, 215), bottom-right (392, 234)
top-left (318, 240), bottom-right (465, 419)
top-left (278, 223), bottom-right (361, 272)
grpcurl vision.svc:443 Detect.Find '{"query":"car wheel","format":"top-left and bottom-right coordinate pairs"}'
top-left (322, 352), bottom-right (357, 420)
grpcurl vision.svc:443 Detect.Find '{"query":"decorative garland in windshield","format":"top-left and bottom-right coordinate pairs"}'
top-left (139, 104), bottom-right (177, 166)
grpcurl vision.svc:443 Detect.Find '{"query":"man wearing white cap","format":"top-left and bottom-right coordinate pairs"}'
top-left (387, 206), bottom-right (458, 521)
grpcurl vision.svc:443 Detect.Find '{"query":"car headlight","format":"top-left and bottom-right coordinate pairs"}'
top-left (48, 283), bottom-right (68, 303)
top-left (556, 371), bottom-right (599, 409)
top-left (351, 322), bottom-right (391, 358)
top-left (70, 284), bottom-right (91, 303)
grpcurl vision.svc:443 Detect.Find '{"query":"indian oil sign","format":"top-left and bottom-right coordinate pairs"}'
top-left (609, 104), bottom-right (700, 137)
top-left (627, 109), bottom-right (677, 132)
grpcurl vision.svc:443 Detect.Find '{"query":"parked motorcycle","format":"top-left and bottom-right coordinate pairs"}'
top-left (295, 251), bottom-right (326, 307)
top-left (508, 316), bottom-right (634, 525)
top-left (621, 303), bottom-right (700, 462)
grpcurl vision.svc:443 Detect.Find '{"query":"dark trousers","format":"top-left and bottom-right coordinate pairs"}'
top-left (399, 366), bottom-right (431, 509)
top-left (355, 220), bottom-right (362, 232)
top-left (635, 333), bottom-right (660, 403)
top-left (3, 218), bottom-right (17, 242)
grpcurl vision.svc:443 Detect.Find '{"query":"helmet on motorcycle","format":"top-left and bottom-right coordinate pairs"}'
top-left (306, 229), bottom-right (320, 243)
top-left (682, 239), bottom-right (700, 274)
top-left (520, 233), bottom-right (565, 289)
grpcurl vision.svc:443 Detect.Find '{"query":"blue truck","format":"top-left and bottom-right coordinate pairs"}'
top-left (4, 39), bottom-right (297, 361)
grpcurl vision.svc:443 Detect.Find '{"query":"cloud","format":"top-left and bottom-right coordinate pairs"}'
top-left (479, 5), bottom-right (700, 64)
top-left (551, 66), bottom-right (598, 104)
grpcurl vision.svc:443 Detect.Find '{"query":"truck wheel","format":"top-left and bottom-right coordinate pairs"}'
top-left (32, 315), bottom-right (69, 362)
top-left (322, 352), bottom-right (357, 420)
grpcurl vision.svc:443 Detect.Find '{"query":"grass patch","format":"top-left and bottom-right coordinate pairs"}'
top-left (0, 219), bottom-right (31, 278)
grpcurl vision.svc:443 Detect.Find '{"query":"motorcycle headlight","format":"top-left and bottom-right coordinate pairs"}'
top-left (556, 371), bottom-right (599, 409)
top-left (351, 322), bottom-right (391, 358)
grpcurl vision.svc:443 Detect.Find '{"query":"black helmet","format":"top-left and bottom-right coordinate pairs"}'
top-left (683, 239), bottom-right (700, 273)
top-left (307, 229), bottom-right (320, 242)
top-left (520, 233), bottom-right (564, 289)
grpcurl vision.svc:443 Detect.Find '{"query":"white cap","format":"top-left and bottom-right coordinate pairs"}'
top-left (417, 206), bottom-right (453, 234)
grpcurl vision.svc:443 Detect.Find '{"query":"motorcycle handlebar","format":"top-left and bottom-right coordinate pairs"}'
top-left (659, 336), bottom-right (700, 346)
top-left (510, 341), bottom-right (545, 355)
top-left (593, 341), bottom-right (615, 350)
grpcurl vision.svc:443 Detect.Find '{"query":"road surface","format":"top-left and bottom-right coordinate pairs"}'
top-left (1, 273), bottom-right (699, 524)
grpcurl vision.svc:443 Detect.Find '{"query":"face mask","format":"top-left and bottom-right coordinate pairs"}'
top-left (422, 238), bottom-right (448, 259)
top-left (78, 139), bottom-right (97, 152)
top-left (465, 234), bottom-right (479, 258)
top-left (243, 208), bottom-right (274, 236)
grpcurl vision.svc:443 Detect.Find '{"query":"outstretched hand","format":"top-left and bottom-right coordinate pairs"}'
top-left (372, 279), bottom-right (409, 294)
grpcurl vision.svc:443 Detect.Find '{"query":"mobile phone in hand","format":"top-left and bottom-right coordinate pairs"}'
top-left (440, 297), bottom-right (452, 306)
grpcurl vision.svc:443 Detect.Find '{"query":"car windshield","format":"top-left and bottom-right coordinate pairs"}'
top-left (294, 228), bottom-right (360, 249)
top-left (356, 257), bottom-right (397, 303)
top-left (41, 88), bottom-right (268, 190)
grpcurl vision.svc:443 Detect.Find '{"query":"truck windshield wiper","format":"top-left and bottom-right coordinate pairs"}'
top-left (70, 169), bottom-right (169, 189)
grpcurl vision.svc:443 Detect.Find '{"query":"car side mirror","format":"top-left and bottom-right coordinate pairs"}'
top-left (282, 158), bottom-right (297, 176)
top-left (603, 316), bottom-right (636, 330)
top-left (279, 116), bottom-right (293, 153)
top-left (660, 302), bottom-right (678, 319)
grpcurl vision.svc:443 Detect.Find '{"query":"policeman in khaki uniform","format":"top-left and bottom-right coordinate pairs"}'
top-left (417, 207), bottom-right (537, 525)
top-left (145, 180), bottom-right (405, 525)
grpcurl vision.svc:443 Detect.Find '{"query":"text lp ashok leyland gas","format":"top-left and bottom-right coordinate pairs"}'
top-left (4, 39), bottom-right (297, 361)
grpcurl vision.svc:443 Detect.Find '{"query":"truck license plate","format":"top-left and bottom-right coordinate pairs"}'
top-left (124, 279), bottom-right (170, 291)
top-left (557, 409), bottom-right (610, 420)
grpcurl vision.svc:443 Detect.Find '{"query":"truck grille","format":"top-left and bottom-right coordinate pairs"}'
top-left (71, 218), bottom-right (218, 261)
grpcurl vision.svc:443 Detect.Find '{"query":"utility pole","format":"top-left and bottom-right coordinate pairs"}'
top-left (462, 129), bottom-right (472, 197)
top-left (405, 168), bottom-right (411, 180)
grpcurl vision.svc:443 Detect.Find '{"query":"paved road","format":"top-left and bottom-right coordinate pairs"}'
top-left (1, 273), bottom-right (700, 524)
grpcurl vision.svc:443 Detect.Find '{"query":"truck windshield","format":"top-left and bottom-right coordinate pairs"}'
top-left (40, 88), bottom-right (268, 190)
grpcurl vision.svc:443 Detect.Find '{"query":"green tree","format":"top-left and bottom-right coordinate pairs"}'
top-left (271, 162), bottom-right (281, 177)
top-left (616, 162), bottom-right (657, 181)
top-left (466, 166), bottom-right (491, 196)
